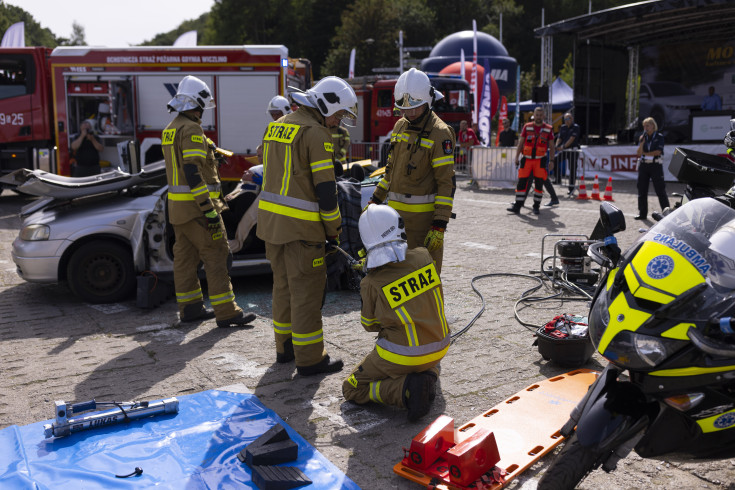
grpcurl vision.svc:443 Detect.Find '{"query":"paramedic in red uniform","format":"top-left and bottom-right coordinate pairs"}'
top-left (507, 106), bottom-right (555, 215)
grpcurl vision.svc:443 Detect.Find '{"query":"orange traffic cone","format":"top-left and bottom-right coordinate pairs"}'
top-left (576, 175), bottom-right (589, 200)
top-left (590, 174), bottom-right (602, 200)
top-left (603, 176), bottom-right (615, 201)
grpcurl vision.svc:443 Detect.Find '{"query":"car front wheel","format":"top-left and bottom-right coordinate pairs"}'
top-left (67, 241), bottom-right (136, 303)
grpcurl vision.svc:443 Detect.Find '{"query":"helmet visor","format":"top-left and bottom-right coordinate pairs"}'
top-left (394, 93), bottom-right (426, 110)
top-left (336, 105), bottom-right (358, 127)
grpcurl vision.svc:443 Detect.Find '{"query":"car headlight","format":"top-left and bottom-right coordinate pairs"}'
top-left (19, 224), bottom-right (50, 241)
top-left (601, 330), bottom-right (688, 369)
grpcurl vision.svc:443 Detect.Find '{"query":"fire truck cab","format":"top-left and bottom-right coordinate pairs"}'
top-left (0, 45), bottom-right (299, 183)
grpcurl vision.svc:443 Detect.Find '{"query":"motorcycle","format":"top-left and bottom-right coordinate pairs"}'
top-left (538, 196), bottom-right (735, 489)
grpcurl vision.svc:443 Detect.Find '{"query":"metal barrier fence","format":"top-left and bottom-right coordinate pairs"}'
top-left (345, 142), bottom-right (583, 190)
top-left (467, 147), bottom-right (583, 190)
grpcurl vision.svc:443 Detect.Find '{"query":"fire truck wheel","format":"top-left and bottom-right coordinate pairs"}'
top-left (67, 240), bottom-right (136, 304)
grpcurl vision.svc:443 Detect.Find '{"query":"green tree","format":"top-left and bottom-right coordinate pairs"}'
top-left (60, 21), bottom-right (86, 46)
top-left (0, 1), bottom-right (58, 47)
top-left (143, 13), bottom-right (208, 46)
top-left (558, 52), bottom-right (573, 88)
top-left (321, 0), bottom-right (435, 78)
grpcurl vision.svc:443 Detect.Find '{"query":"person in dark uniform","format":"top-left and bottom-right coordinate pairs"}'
top-left (635, 117), bottom-right (670, 220)
top-left (70, 120), bottom-right (104, 177)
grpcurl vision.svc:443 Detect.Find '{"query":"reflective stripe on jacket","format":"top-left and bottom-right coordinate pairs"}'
top-left (360, 248), bottom-right (450, 366)
top-left (163, 112), bottom-right (225, 224)
top-left (257, 106), bottom-right (342, 244)
top-left (371, 110), bottom-right (456, 223)
top-left (521, 122), bottom-right (554, 159)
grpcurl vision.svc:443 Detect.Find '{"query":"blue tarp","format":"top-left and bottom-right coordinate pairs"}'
top-left (0, 389), bottom-right (359, 489)
top-left (517, 78), bottom-right (574, 112)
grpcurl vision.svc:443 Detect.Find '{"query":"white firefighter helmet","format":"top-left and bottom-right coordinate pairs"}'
top-left (394, 68), bottom-right (443, 110)
top-left (359, 204), bottom-right (408, 270)
top-left (291, 76), bottom-right (358, 126)
top-left (167, 75), bottom-right (215, 112)
top-left (266, 95), bottom-right (293, 118)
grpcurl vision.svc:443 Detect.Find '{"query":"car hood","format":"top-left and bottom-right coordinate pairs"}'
top-left (0, 160), bottom-right (166, 199)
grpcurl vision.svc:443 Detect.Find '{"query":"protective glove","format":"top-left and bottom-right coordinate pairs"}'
top-left (351, 257), bottom-right (367, 271)
top-left (205, 211), bottom-right (223, 240)
top-left (424, 221), bottom-right (446, 252)
top-left (725, 130), bottom-right (735, 149)
top-left (325, 236), bottom-right (340, 255)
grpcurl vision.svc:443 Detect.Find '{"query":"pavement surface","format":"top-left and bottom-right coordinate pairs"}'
top-left (1, 177), bottom-right (734, 489)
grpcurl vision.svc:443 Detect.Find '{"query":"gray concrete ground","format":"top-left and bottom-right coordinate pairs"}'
top-left (1, 177), bottom-right (734, 489)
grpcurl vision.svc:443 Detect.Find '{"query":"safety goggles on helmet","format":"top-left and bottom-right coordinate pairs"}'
top-left (334, 107), bottom-right (358, 127)
top-left (394, 93), bottom-right (427, 110)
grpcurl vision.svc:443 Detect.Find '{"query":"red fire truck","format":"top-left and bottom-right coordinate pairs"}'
top-left (0, 45), bottom-right (307, 185)
top-left (349, 75), bottom-right (473, 161)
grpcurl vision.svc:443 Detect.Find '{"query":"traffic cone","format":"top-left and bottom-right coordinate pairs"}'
top-left (576, 175), bottom-right (589, 200)
top-left (590, 174), bottom-right (602, 200)
top-left (603, 176), bottom-right (615, 201)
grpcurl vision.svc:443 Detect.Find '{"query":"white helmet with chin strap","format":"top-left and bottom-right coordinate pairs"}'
top-left (291, 76), bottom-right (358, 126)
top-left (167, 75), bottom-right (215, 113)
top-left (394, 68), bottom-right (443, 110)
top-left (359, 204), bottom-right (408, 270)
top-left (266, 95), bottom-right (293, 117)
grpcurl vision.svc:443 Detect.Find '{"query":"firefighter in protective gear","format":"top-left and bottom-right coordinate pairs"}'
top-left (332, 126), bottom-right (351, 164)
top-left (369, 68), bottom-right (455, 274)
top-left (342, 204), bottom-right (449, 422)
top-left (257, 76), bottom-right (358, 376)
top-left (163, 75), bottom-right (256, 327)
top-left (508, 106), bottom-right (555, 215)
top-left (266, 95), bottom-right (293, 121)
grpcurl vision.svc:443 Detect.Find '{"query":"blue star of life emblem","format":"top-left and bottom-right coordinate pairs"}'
top-left (647, 255), bottom-right (674, 279)
top-left (714, 412), bottom-right (735, 429)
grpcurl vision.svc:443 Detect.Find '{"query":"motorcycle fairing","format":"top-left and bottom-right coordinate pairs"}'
top-left (597, 242), bottom-right (705, 356)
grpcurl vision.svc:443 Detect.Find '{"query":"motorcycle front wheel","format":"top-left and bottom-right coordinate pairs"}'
top-left (538, 433), bottom-right (606, 490)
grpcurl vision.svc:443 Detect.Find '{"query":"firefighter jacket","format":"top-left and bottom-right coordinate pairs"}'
top-left (163, 112), bottom-right (225, 225)
top-left (257, 106), bottom-right (342, 244)
top-left (360, 248), bottom-right (450, 366)
top-left (520, 121), bottom-right (554, 159)
top-left (372, 109), bottom-right (456, 224)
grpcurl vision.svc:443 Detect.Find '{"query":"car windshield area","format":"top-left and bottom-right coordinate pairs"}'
top-left (647, 82), bottom-right (694, 97)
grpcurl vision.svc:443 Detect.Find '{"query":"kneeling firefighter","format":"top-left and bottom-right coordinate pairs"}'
top-left (369, 68), bottom-right (456, 274)
top-left (342, 204), bottom-right (450, 422)
top-left (163, 75), bottom-right (256, 327)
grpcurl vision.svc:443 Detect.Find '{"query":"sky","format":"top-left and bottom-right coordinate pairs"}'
top-left (8, 0), bottom-right (216, 46)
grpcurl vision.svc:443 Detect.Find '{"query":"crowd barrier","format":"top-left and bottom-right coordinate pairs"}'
top-left (466, 143), bottom-right (729, 189)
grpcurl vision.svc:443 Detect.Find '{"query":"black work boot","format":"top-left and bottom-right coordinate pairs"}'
top-left (506, 203), bottom-right (522, 213)
top-left (180, 303), bottom-right (216, 323)
top-left (403, 372), bottom-right (434, 422)
top-left (532, 205), bottom-right (540, 215)
top-left (276, 338), bottom-right (295, 363)
top-left (296, 355), bottom-right (343, 376)
top-left (216, 310), bottom-right (256, 328)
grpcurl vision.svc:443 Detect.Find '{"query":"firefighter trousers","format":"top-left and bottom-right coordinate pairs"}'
top-left (266, 240), bottom-right (328, 367)
top-left (173, 217), bottom-right (241, 321)
top-left (400, 210), bottom-right (443, 274)
top-left (342, 348), bottom-right (440, 408)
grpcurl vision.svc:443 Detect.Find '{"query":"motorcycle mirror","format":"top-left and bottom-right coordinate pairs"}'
top-left (599, 202), bottom-right (626, 235)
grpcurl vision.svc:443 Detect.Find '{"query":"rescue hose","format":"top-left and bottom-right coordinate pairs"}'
top-left (451, 265), bottom-right (594, 344)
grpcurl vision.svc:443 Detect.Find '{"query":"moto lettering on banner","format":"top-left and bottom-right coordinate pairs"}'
top-left (382, 263), bottom-right (440, 308)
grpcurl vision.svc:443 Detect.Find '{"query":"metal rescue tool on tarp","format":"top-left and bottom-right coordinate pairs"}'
top-left (43, 397), bottom-right (179, 438)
